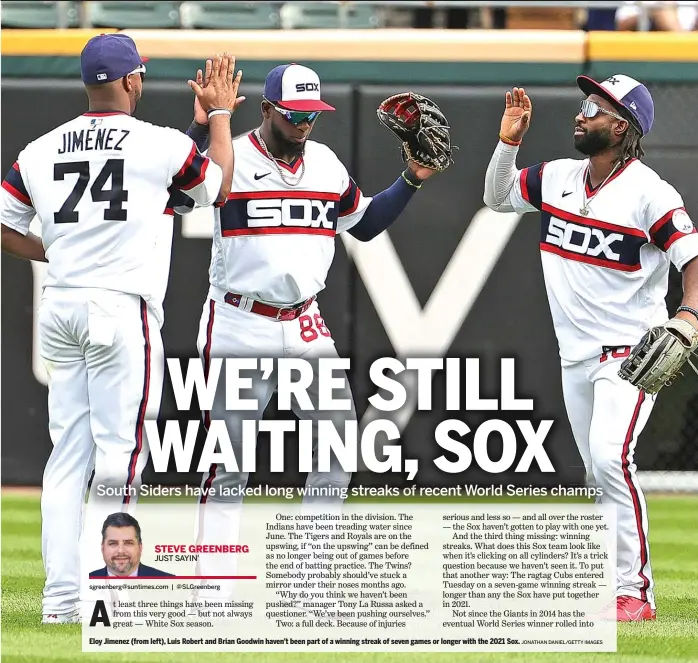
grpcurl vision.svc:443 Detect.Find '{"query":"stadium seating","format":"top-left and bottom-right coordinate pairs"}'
top-left (280, 2), bottom-right (384, 29)
top-left (179, 2), bottom-right (281, 30)
top-left (87, 1), bottom-right (181, 29)
top-left (1, 1), bottom-right (540, 31)
top-left (506, 7), bottom-right (579, 29)
top-left (1, 1), bottom-right (80, 28)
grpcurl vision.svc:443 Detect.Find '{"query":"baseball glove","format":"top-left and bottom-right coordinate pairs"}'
top-left (618, 318), bottom-right (698, 394)
top-left (376, 92), bottom-right (455, 172)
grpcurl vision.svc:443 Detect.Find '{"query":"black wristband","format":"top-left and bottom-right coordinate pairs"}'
top-left (677, 305), bottom-right (698, 320)
top-left (401, 168), bottom-right (423, 189)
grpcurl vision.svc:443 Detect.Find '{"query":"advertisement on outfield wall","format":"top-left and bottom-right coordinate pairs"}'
top-left (2, 52), bottom-right (697, 660)
top-left (3, 80), bottom-right (696, 487)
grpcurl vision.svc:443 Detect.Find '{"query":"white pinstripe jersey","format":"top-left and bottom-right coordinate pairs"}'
top-left (509, 156), bottom-right (698, 363)
top-left (1, 111), bottom-right (223, 326)
top-left (207, 133), bottom-right (372, 306)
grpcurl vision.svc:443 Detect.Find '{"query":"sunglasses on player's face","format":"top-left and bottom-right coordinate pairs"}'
top-left (265, 99), bottom-right (321, 126)
top-left (579, 99), bottom-right (625, 122)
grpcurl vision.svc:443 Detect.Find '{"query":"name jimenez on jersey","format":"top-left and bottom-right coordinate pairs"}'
top-left (1, 112), bottom-right (222, 326)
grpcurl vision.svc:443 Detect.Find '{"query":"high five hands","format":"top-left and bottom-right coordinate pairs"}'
top-left (189, 52), bottom-right (246, 125)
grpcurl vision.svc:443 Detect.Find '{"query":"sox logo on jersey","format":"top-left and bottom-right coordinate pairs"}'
top-left (28, 205), bottom-right (518, 387)
top-left (545, 216), bottom-right (624, 261)
top-left (243, 193), bottom-right (338, 231)
top-left (540, 204), bottom-right (648, 273)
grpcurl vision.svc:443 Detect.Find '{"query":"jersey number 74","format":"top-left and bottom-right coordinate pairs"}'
top-left (54, 158), bottom-right (128, 223)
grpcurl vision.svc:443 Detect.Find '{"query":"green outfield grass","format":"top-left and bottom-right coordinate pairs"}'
top-left (2, 492), bottom-right (697, 663)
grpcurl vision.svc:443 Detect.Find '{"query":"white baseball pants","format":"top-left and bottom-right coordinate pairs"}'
top-left (192, 290), bottom-right (355, 596)
top-left (561, 348), bottom-right (656, 608)
top-left (38, 287), bottom-right (164, 615)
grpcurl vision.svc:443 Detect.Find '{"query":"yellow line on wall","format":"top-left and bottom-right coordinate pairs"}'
top-left (587, 32), bottom-right (698, 61)
top-left (2, 28), bottom-right (586, 62)
top-left (1, 29), bottom-right (118, 55)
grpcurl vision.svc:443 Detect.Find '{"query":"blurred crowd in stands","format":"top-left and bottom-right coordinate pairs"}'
top-left (2, 1), bottom-right (697, 31)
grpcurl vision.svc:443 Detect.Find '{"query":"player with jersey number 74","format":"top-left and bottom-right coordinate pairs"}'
top-left (483, 74), bottom-right (698, 622)
top-left (1, 36), bottom-right (241, 625)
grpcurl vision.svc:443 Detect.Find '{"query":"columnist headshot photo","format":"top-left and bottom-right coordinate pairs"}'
top-left (89, 513), bottom-right (174, 578)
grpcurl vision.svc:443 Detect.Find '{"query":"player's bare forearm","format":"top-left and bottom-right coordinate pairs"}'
top-left (0, 225), bottom-right (46, 262)
top-left (677, 256), bottom-right (698, 327)
top-left (206, 114), bottom-right (233, 203)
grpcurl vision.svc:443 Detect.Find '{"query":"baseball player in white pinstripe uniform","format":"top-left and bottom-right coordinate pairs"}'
top-left (1, 36), bottom-right (241, 623)
top-left (484, 74), bottom-right (698, 621)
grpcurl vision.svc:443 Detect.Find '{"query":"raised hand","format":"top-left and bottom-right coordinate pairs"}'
top-left (192, 60), bottom-right (211, 125)
top-left (501, 87), bottom-right (532, 143)
top-left (188, 53), bottom-right (245, 118)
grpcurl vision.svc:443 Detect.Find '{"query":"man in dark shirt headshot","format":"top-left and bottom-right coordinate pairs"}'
top-left (90, 512), bottom-right (173, 578)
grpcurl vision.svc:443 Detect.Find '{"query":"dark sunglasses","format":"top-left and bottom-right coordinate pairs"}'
top-left (265, 98), bottom-right (321, 126)
top-left (579, 99), bottom-right (625, 122)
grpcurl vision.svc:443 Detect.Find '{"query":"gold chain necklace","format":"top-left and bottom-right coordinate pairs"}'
top-left (254, 129), bottom-right (306, 187)
top-left (580, 162), bottom-right (620, 216)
